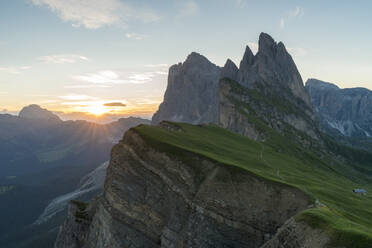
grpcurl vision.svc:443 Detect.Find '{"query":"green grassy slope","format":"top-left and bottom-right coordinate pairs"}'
top-left (133, 122), bottom-right (372, 248)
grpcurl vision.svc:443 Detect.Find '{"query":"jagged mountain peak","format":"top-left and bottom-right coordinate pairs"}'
top-left (153, 32), bottom-right (316, 138)
top-left (239, 45), bottom-right (255, 70)
top-left (258, 32), bottom-right (277, 55)
top-left (152, 51), bottom-right (221, 125)
top-left (221, 59), bottom-right (238, 81)
top-left (19, 104), bottom-right (61, 122)
top-left (183, 52), bottom-right (216, 68)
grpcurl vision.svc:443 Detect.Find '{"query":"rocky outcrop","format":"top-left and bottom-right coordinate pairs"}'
top-left (306, 78), bottom-right (372, 137)
top-left (55, 126), bottom-right (316, 248)
top-left (152, 33), bottom-right (319, 142)
top-left (218, 33), bottom-right (320, 142)
top-left (221, 59), bottom-right (239, 82)
top-left (237, 33), bottom-right (312, 108)
top-left (54, 200), bottom-right (97, 248)
top-left (261, 217), bottom-right (333, 248)
top-left (19, 104), bottom-right (61, 122)
top-left (152, 52), bottom-right (221, 124)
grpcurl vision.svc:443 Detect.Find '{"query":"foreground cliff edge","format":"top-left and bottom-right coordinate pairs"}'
top-left (56, 33), bottom-right (372, 247)
top-left (55, 122), bottom-right (372, 248)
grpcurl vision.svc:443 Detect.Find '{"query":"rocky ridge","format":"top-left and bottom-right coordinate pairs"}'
top-left (153, 33), bottom-right (320, 143)
top-left (18, 104), bottom-right (61, 122)
top-left (306, 78), bottom-right (372, 137)
top-left (55, 125), bottom-right (320, 248)
top-left (152, 52), bottom-right (221, 124)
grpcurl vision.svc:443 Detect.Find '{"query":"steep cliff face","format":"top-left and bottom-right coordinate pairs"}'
top-left (219, 77), bottom-right (320, 143)
top-left (306, 78), bottom-right (372, 137)
top-left (219, 33), bottom-right (319, 142)
top-left (152, 52), bottom-right (221, 125)
top-left (152, 33), bottom-right (319, 142)
top-left (261, 217), bottom-right (332, 248)
top-left (237, 33), bottom-right (312, 109)
top-left (55, 125), bottom-right (315, 248)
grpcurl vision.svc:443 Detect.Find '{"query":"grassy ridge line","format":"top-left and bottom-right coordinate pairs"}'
top-left (134, 123), bottom-right (372, 248)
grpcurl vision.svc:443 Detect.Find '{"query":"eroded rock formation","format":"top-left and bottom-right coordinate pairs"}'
top-left (55, 126), bottom-right (314, 248)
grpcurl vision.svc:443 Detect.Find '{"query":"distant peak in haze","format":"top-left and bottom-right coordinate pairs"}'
top-left (19, 104), bottom-right (61, 122)
top-left (305, 78), bottom-right (340, 91)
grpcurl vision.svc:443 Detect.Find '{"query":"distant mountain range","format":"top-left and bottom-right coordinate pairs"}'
top-left (0, 105), bottom-right (150, 248)
top-left (306, 78), bottom-right (372, 137)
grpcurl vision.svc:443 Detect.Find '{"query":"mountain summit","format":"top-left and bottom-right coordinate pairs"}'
top-left (152, 32), bottom-right (319, 141)
top-left (19, 104), bottom-right (61, 122)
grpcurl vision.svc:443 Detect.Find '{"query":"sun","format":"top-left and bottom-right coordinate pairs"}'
top-left (86, 104), bottom-right (108, 116)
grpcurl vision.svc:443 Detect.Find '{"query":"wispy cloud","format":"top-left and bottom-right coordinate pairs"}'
top-left (31, 0), bottom-right (159, 29)
top-left (280, 6), bottom-right (304, 29)
top-left (103, 102), bottom-right (126, 107)
top-left (126, 33), bottom-right (148, 40)
top-left (37, 54), bottom-right (89, 64)
top-left (234, 0), bottom-right (247, 8)
top-left (59, 94), bottom-right (97, 101)
top-left (73, 70), bottom-right (126, 84)
top-left (0, 66), bottom-right (32, 74)
top-left (290, 6), bottom-right (305, 18)
top-left (144, 64), bottom-right (169, 68)
top-left (63, 84), bottom-right (111, 89)
top-left (178, 0), bottom-right (199, 17)
top-left (72, 69), bottom-right (167, 86)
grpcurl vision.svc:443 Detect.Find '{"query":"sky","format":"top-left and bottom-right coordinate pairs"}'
top-left (1, 0), bottom-right (372, 121)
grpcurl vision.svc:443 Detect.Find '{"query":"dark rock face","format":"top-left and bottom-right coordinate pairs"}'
top-left (54, 201), bottom-right (97, 248)
top-left (19, 104), bottom-right (61, 122)
top-left (55, 127), bottom-right (312, 248)
top-left (152, 52), bottom-right (221, 125)
top-left (152, 33), bottom-right (318, 141)
top-left (237, 33), bottom-right (312, 108)
top-left (219, 34), bottom-right (319, 141)
top-left (221, 59), bottom-right (239, 81)
top-left (306, 78), bottom-right (372, 137)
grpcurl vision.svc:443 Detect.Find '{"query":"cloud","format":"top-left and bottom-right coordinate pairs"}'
top-left (178, 0), bottom-right (199, 17)
top-left (103, 102), bottom-right (126, 107)
top-left (145, 64), bottom-right (169, 68)
top-left (59, 94), bottom-right (97, 101)
top-left (234, 0), bottom-right (247, 7)
top-left (247, 42), bottom-right (259, 53)
top-left (64, 84), bottom-right (111, 89)
top-left (73, 69), bottom-right (167, 86)
top-left (37, 54), bottom-right (89, 64)
top-left (280, 6), bottom-right (304, 29)
top-left (0, 66), bottom-right (32, 74)
top-left (31, 0), bottom-right (159, 29)
top-left (126, 33), bottom-right (148, 40)
top-left (73, 70), bottom-right (126, 84)
top-left (290, 6), bottom-right (305, 18)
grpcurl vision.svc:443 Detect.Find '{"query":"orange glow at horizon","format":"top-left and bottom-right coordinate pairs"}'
top-left (86, 104), bottom-right (109, 116)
